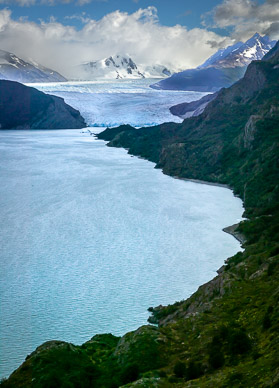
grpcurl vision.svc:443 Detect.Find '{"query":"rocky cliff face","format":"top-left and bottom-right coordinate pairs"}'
top-left (0, 80), bottom-right (86, 129)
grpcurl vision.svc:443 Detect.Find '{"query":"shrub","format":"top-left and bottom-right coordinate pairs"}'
top-left (208, 348), bottom-right (225, 369)
top-left (208, 330), bottom-right (226, 369)
top-left (263, 314), bottom-right (272, 330)
top-left (263, 306), bottom-right (273, 330)
top-left (186, 361), bottom-right (203, 381)
top-left (228, 329), bottom-right (251, 355)
top-left (267, 261), bottom-right (277, 276)
top-left (120, 363), bottom-right (139, 385)
top-left (173, 361), bottom-right (187, 378)
top-left (173, 360), bottom-right (203, 381)
top-left (227, 372), bottom-right (244, 386)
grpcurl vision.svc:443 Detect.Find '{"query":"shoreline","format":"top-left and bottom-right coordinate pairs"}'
top-left (223, 222), bottom-right (246, 244)
top-left (174, 176), bottom-right (229, 189)
top-left (101, 137), bottom-right (246, 246)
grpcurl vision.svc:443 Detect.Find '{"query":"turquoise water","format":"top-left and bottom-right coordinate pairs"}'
top-left (0, 129), bottom-right (243, 377)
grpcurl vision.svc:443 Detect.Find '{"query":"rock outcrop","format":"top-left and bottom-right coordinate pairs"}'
top-left (169, 92), bottom-right (217, 119)
top-left (0, 80), bottom-right (86, 129)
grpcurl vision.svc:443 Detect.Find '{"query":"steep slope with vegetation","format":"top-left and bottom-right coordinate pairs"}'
top-left (1, 44), bottom-right (279, 387)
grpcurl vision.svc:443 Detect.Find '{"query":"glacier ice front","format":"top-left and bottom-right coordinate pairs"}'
top-left (31, 79), bottom-right (208, 127)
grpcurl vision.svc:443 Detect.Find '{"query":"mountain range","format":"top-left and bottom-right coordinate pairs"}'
top-left (0, 50), bottom-right (67, 83)
top-left (79, 54), bottom-right (172, 80)
top-left (151, 33), bottom-right (276, 92)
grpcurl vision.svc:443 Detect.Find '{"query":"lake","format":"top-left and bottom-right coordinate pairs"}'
top-left (0, 80), bottom-right (243, 377)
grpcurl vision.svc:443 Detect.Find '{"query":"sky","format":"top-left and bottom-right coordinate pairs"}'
top-left (0, 0), bottom-right (278, 77)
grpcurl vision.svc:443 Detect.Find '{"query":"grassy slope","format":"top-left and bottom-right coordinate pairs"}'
top-left (1, 48), bottom-right (279, 387)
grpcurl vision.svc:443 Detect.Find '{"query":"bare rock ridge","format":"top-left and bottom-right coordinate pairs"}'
top-left (0, 80), bottom-right (86, 129)
top-left (169, 92), bottom-right (218, 119)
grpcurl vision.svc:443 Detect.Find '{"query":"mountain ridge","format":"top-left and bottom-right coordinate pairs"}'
top-left (151, 33), bottom-right (276, 92)
top-left (0, 49), bottom-right (67, 83)
top-left (79, 54), bottom-right (172, 80)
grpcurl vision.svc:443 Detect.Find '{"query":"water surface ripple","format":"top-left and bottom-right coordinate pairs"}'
top-left (0, 129), bottom-right (244, 377)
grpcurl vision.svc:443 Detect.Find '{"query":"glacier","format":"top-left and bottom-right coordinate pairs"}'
top-left (30, 79), bottom-right (208, 127)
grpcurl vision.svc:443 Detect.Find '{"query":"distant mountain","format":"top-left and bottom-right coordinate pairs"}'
top-left (151, 33), bottom-right (276, 92)
top-left (0, 80), bottom-right (85, 129)
top-left (202, 33), bottom-right (275, 68)
top-left (206, 33), bottom-right (276, 67)
top-left (79, 54), bottom-right (172, 80)
top-left (197, 42), bottom-right (244, 69)
top-left (0, 50), bottom-right (67, 83)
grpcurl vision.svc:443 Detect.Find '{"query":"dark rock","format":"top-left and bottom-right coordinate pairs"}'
top-left (170, 92), bottom-right (218, 118)
top-left (262, 40), bottom-right (279, 62)
top-left (0, 80), bottom-right (86, 129)
top-left (151, 66), bottom-right (246, 92)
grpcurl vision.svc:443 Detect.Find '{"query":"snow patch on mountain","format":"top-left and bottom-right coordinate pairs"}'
top-left (200, 33), bottom-right (276, 69)
top-left (79, 55), bottom-right (172, 80)
top-left (151, 33), bottom-right (276, 92)
top-left (0, 50), bottom-right (67, 83)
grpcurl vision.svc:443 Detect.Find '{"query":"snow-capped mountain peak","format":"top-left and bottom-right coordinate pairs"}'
top-left (81, 55), bottom-right (144, 79)
top-left (0, 49), bottom-right (66, 82)
top-left (150, 33), bottom-right (276, 92)
top-left (79, 54), bottom-right (172, 80)
top-left (203, 33), bottom-right (276, 69)
top-left (198, 41), bottom-right (243, 69)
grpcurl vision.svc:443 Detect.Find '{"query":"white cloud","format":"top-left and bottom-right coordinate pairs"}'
top-left (205, 0), bottom-right (279, 40)
top-left (64, 12), bottom-right (90, 23)
top-left (0, 7), bottom-right (232, 78)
